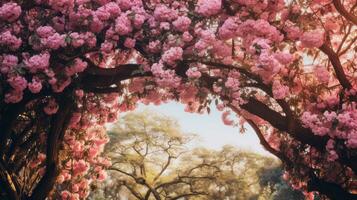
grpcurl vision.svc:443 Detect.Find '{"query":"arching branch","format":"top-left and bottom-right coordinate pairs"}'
top-left (242, 117), bottom-right (357, 200)
top-left (333, 0), bottom-right (357, 25)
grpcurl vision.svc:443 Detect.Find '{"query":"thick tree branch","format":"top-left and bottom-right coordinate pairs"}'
top-left (320, 44), bottom-right (352, 89)
top-left (333, 0), bottom-right (357, 25)
top-left (27, 92), bottom-right (74, 200)
top-left (244, 117), bottom-right (357, 200)
top-left (307, 174), bottom-right (357, 200)
top-left (121, 182), bottom-right (143, 200)
top-left (239, 98), bottom-right (327, 150)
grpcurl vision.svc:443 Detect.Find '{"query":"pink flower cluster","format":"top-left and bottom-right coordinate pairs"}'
top-left (24, 53), bottom-right (51, 73)
top-left (151, 62), bottom-right (181, 88)
top-left (172, 16), bottom-right (191, 32)
top-left (272, 80), bottom-right (289, 99)
top-left (36, 26), bottom-right (66, 50)
top-left (0, 2), bottom-right (21, 22)
top-left (186, 67), bottom-right (202, 79)
top-left (222, 111), bottom-right (234, 126)
top-left (179, 84), bottom-right (200, 113)
top-left (154, 4), bottom-right (178, 22)
top-left (218, 17), bottom-right (239, 40)
top-left (161, 47), bottom-right (183, 66)
top-left (195, 0), bottom-right (222, 17)
top-left (0, 31), bottom-right (22, 51)
top-left (0, 54), bottom-right (18, 74)
top-left (300, 30), bottom-right (325, 48)
top-left (69, 32), bottom-right (97, 48)
top-left (65, 58), bottom-right (88, 76)
top-left (313, 65), bottom-right (330, 84)
top-left (5, 75), bottom-right (27, 103)
top-left (302, 103), bottom-right (357, 149)
top-left (115, 14), bottom-right (133, 35)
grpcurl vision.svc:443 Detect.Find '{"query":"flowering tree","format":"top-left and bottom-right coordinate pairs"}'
top-left (0, 0), bottom-right (356, 199)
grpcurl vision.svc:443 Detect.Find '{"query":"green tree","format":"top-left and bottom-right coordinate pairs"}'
top-left (89, 111), bottom-right (304, 200)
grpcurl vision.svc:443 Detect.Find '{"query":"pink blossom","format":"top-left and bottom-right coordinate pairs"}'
top-left (274, 52), bottom-right (293, 65)
top-left (69, 33), bottom-right (85, 48)
top-left (251, 52), bottom-right (281, 83)
top-left (90, 16), bottom-right (105, 33)
top-left (48, 0), bottom-right (75, 13)
top-left (124, 38), bottom-right (136, 48)
top-left (300, 30), bottom-right (325, 48)
top-left (1, 54), bottom-right (18, 74)
top-left (161, 47), bottom-right (183, 66)
top-left (212, 42), bottom-right (231, 58)
top-left (7, 75), bottom-right (27, 91)
top-left (100, 41), bottom-right (114, 53)
top-left (186, 68), bottom-right (201, 78)
top-left (248, 38), bottom-right (271, 55)
top-left (272, 80), bottom-right (289, 99)
top-left (0, 31), bottom-right (22, 50)
top-left (42, 33), bottom-right (66, 50)
top-left (65, 58), bottom-right (88, 76)
top-left (225, 77), bottom-right (240, 89)
top-left (5, 90), bottom-right (23, 103)
top-left (159, 22), bottom-right (170, 30)
top-left (61, 190), bottom-right (71, 200)
top-left (133, 14), bottom-right (146, 28)
top-left (182, 32), bottom-right (193, 42)
top-left (115, 14), bottom-right (133, 35)
top-left (301, 112), bottom-right (330, 136)
top-left (284, 24), bottom-right (301, 40)
top-left (314, 65), bottom-right (330, 84)
top-left (219, 18), bottom-right (238, 39)
top-left (100, 2), bottom-right (121, 19)
top-left (73, 159), bottom-right (89, 176)
top-left (24, 53), bottom-right (50, 73)
top-left (154, 5), bottom-right (178, 22)
top-left (195, 0), bottom-right (221, 17)
top-left (36, 26), bottom-right (56, 38)
top-left (0, 3), bottom-right (21, 22)
top-left (44, 98), bottom-right (59, 115)
top-left (172, 16), bottom-right (191, 32)
top-left (147, 40), bottom-right (161, 53)
top-left (128, 78), bottom-right (145, 93)
top-left (222, 111), bottom-right (234, 126)
top-left (28, 77), bottom-right (42, 93)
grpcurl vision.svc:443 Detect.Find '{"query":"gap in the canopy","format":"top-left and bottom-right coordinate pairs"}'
top-left (109, 101), bottom-right (275, 156)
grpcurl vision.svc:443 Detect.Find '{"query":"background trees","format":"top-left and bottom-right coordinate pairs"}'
top-left (89, 111), bottom-right (305, 200)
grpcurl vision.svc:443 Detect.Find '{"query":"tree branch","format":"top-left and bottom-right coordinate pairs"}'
top-left (170, 192), bottom-right (207, 200)
top-left (333, 0), bottom-right (357, 25)
top-left (243, 116), bottom-right (357, 200)
top-left (27, 92), bottom-right (74, 200)
top-left (319, 43), bottom-right (352, 89)
top-left (307, 174), bottom-right (357, 200)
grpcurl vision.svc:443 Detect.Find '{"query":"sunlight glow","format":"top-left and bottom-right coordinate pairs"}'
top-left (125, 102), bottom-right (274, 156)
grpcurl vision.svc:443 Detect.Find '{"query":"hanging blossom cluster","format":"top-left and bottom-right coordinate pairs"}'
top-left (302, 102), bottom-right (357, 159)
top-left (54, 93), bottom-right (118, 199)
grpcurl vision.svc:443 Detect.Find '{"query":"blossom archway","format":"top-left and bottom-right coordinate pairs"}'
top-left (0, 0), bottom-right (356, 199)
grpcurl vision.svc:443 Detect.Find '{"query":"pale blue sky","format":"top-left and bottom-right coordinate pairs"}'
top-left (125, 101), bottom-right (272, 156)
